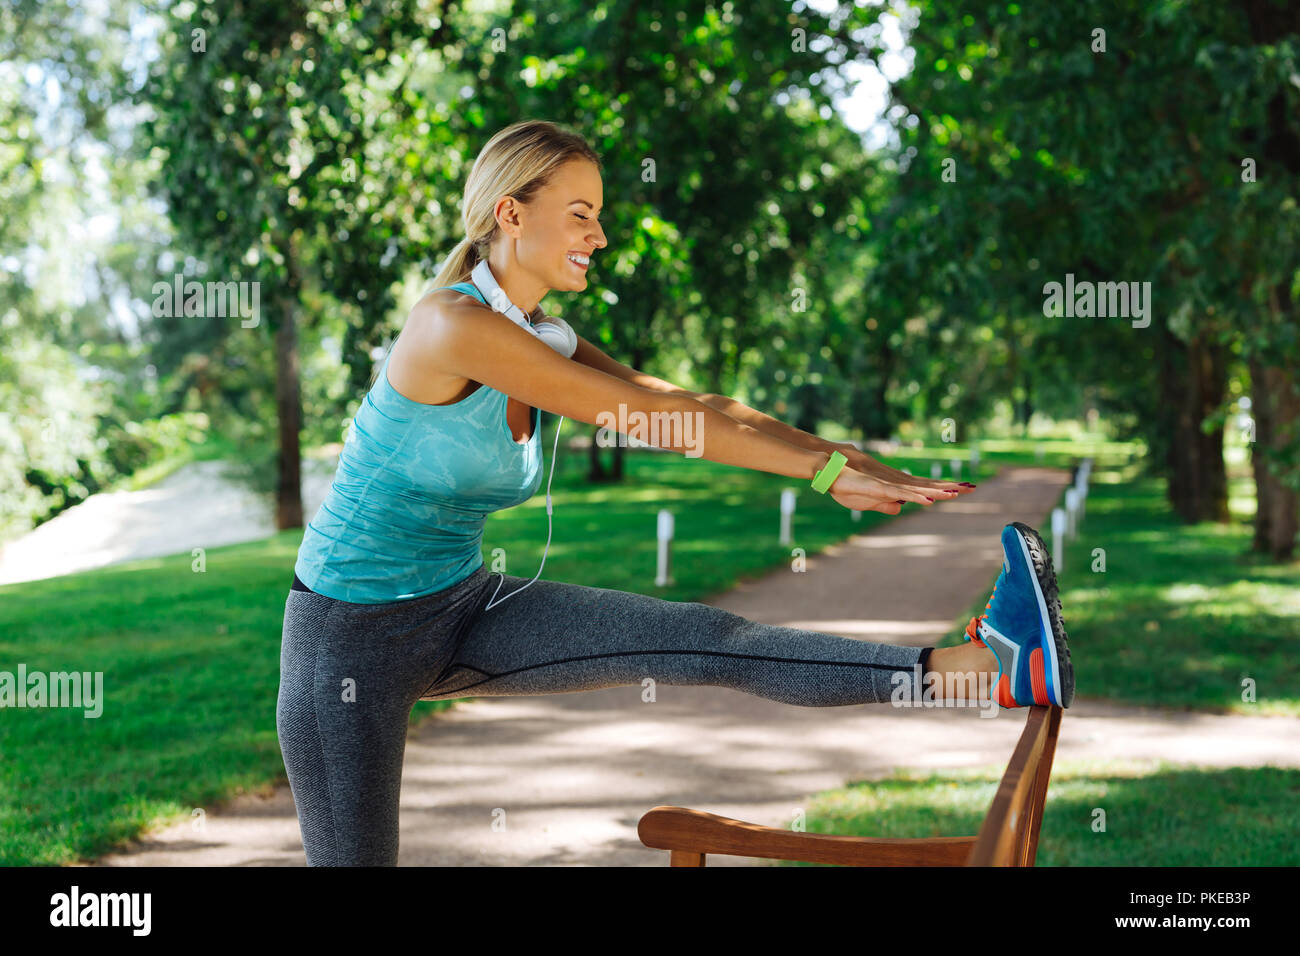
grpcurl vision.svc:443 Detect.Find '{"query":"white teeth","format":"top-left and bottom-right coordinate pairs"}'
top-left (567, 254), bottom-right (589, 265)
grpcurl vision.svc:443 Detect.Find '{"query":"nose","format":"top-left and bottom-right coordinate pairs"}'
top-left (590, 220), bottom-right (608, 250)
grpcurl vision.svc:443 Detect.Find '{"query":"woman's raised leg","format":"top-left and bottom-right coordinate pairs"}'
top-left (420, 572), bottom-right (931, 706)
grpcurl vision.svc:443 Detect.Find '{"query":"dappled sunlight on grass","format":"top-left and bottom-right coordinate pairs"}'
top-left (787, 761), bottom-right (1300, 866)
top-left (1165, 581), bottom-right (1300, 617)
top-left (1057, 472), bottom-right (1299, 714)
top-left (930, 456), bottom-right (1299, 715)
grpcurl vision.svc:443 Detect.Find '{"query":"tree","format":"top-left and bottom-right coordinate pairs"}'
top-left (135, 0), bottom-right (459, 527)
top-left (0, 0), bottom-right (175, 539)
top-left (873, 0), bottom-right (1298, 541)
top-left (446, 1), bottom-right (887, 475)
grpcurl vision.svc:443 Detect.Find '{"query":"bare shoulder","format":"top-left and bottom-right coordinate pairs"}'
top-left (388, 288), bottom-right (489, 403)
top-left (417, 285), bottom-right (486, 319)
top-left (408, 287), bottom-right (494, 345)
top-left (411, 285), bottom-right (501, 358)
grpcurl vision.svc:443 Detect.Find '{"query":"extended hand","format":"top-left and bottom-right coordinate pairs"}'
top-left (835, 444), bottom-right (974, 497)
top-left (826, 466), bottom-right (960, 515)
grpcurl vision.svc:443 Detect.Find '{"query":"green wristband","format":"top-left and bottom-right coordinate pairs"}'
top-left (811, 450), bottom-right (848, 494)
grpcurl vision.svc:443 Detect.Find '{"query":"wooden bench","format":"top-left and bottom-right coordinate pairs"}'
top-left (638, 704), bottom-right (1062, 866)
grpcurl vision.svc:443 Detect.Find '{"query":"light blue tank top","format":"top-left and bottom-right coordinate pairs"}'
top-left (294, 282), bottom-right (544, 603)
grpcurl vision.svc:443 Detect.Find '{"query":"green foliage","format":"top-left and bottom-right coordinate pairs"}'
top-left (0, 333), bottom-right (108, 539)
top-left (0, 0), bottom-right (181, 536)
top-left (449, 2), bottom-right (903, 435)
top-left (131, 0), bottom-right (494, 390)
top-left (0, 330), bottom-right (198, 538)
top-left (7, 0), bottom-right (1297, 553)
top-left (873, 0), bottom-right (1300, 499)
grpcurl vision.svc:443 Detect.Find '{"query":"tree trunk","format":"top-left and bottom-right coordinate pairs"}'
top-left (585, 428), bottom-right (625, 481)
top-left (1157, 327), bottom-right (1229, 523)
top-left (274, 292), bottom-right (304, 529)
top-left (870, 371), bottom-right (891, 440)
top-left (587, 423), bottom-right (610, 481)
top-left (850, 337), bottom-right (894, 439)
top-left (1192, 335), bottom-right (1230, 523)
top-left (1241, 0), bottom-right (1300, 558)
top-left (1249, 358), bottom-right (1300, 560)
top-left (1018, 365), bottom-right (1034, 436)
top-left (611, 434), bottom-right (626, 479)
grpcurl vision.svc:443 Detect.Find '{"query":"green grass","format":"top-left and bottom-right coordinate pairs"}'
top-left (19, 427), bottom-right (1288, 867)
top-left (774, 760), bottom-right (1300, 866)
top-left (793, 446), bottom-right (1300, 867)
top-left (936, 458), bottom-right (1300, 716)
top-left (0, 533), bottom-right (349, 865)
top-left (0, 438), bottom-right (1013, 866)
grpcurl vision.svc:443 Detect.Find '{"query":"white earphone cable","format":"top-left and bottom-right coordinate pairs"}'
top-left (483, 413), bottom-right (564, 610)
top-left (469, 258), bottom-right (574, 611)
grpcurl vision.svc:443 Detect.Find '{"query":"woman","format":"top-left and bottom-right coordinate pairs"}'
top-left (277, 120), bottom-right (1074, 866)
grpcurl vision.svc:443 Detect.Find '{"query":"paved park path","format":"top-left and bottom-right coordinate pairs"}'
top-left (0, 458), bottom-right (338, 587)
top-left (82, 465), bottom-right (1300, 867)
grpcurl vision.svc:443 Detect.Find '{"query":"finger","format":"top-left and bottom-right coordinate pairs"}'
top-left (889, 486), bottom-right (937, 505)
top-left (887, 481), bottom-right (956, 502)
top-left (914, 478), bottom-right (971, 493)
top-left (922, 489), bottom-right (961, 501)
top-left (919, 481), bottom-right (968, 497)
top-left (883, 470), bottom-right (969, 493)
top-left (883, 470), bottom-right (967, 494)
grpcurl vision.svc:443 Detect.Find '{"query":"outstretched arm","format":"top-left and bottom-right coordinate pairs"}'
top-left (569, 332), bottom-right (699, 398)
top-left (570, 333), bottom-right (972, 495)
top-left (696, 394), bottom-right (972, 493)
top-left (417, 310), bottom-right (950, 514)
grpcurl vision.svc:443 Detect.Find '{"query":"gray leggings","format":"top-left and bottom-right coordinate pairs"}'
top-left (276, 563), bottom-right (932, 866)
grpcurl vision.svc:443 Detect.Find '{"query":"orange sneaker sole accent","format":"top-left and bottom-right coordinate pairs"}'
top-left (1029, 646), bottom-right (1050, 705)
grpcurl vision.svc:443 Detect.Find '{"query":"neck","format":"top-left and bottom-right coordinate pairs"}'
top-left (485, 247), bottom-right (546, 315)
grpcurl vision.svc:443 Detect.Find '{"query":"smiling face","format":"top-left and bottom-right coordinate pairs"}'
top-left (487, 157), bottom-right (608, 310)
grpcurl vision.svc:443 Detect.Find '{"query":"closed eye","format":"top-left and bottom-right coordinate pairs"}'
top-left (576, 213), bottom-right (602, 223)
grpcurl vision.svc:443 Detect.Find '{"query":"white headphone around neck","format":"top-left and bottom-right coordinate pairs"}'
top-left (470, 259), bottom-right (578, 358)
top-left (467, 257), bottom-right (571, 610)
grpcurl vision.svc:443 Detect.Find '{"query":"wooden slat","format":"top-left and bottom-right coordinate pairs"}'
top-left (639, 807), bottom-right (977, 866)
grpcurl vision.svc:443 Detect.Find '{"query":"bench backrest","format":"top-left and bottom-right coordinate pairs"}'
top-left (967, 705), bottom-right (1063, 865)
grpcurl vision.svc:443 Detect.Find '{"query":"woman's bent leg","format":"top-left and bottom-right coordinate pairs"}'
top-left (277, 591), bottom-right (411, 865)
top-left (276, 569), bottom-right (490, 865)
top-left (421, 573), bottom-right (928, 706)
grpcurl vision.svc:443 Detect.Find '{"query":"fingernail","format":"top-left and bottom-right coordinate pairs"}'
top-left (896, 499), bottom-right (906, 504)
top-left (925, 496), bottom-right (934, 502)
top-left (960, 482), bottom-right (976, 487)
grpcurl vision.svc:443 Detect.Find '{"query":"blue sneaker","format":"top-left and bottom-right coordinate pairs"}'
top-left (964, 522), bottom-right (1074, 708)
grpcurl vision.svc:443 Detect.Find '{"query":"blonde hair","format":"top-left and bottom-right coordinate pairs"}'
top-left (368, 120), bottom-right (602, 392)
top-left (432, 120), bottom-right (603, 289)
